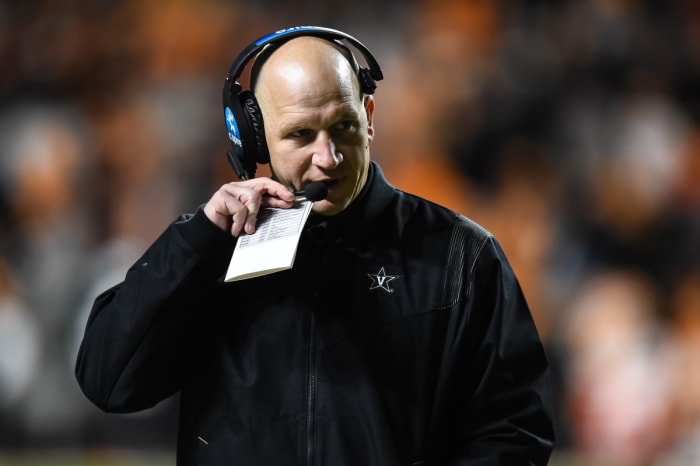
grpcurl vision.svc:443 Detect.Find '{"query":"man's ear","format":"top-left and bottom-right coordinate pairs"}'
top-left (364, 95), bottom-right (375, 141)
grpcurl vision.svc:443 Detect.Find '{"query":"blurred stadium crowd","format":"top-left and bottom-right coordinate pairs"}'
top-left (1, 0), bottom-right (700, 464)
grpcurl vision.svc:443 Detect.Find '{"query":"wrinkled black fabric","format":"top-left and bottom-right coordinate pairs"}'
top-left (76, 162), bottom-right (554, 465)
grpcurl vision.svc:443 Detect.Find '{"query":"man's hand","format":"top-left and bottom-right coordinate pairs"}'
top-left (203, 178), bottom-right (295, 236)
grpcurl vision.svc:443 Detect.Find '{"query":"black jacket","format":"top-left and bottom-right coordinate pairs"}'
top-left (76, 162), bottom-right (554, 465)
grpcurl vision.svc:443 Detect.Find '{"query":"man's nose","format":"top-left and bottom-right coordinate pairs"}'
top-left (311, 132), bottom-right (342, 168)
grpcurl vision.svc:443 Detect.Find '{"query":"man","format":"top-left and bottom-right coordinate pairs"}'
top-left (76, 28), bottom-right (555, 465)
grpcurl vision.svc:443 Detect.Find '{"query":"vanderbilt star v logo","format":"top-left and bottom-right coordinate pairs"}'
top-left (367, 267), bottom-right (400, 293)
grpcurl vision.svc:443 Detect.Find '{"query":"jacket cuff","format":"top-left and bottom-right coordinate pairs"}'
top-left (174, 206), bottom-right (235, 262)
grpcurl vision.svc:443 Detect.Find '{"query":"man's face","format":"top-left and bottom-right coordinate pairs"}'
top-left (255, 39), bottom-right (375, 216)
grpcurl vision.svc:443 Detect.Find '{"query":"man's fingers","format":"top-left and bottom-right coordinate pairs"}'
top-left (238, 190), bottom-right (261, 236)
top-left (264, 184), bottom-right (296, 204)
top-left (226, 195), bottom-right (248, 237)
top-left (203, 177), bottom-right (295, 236)
top-left (244, 214), bottom-right (257, 235)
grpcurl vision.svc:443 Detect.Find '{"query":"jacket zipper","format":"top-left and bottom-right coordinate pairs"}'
top-left (306, 310), bottom-right (317, 466)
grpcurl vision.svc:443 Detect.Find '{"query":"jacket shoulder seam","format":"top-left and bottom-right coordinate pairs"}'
top-left (440, 215), bottom-right (491, 308)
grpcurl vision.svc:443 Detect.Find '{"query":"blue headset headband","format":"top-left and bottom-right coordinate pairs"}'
top-left (226, 26), bottom-right (384, 85)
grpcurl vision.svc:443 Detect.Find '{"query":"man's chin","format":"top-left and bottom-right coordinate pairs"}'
top-left (311, 199), bottom-right (346, 217)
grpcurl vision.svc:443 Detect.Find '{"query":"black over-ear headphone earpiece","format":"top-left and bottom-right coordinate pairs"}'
top-left (222, 26), bottom-right (384, 180)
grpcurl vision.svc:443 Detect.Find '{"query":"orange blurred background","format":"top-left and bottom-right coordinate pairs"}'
top-left (2, 1), bottom-right (700, 464)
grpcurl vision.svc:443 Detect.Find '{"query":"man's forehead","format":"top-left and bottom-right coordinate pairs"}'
top-left (255, 54), bottom-right (359, 111)
top-left (251, 36), bottom-right (359, 92)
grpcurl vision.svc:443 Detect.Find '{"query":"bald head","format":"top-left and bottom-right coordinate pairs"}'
top-left (252, 37), bottom-right (362, 108)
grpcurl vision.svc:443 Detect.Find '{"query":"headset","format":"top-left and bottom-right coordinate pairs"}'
top-left (222, 26), bottom-right (384, 180)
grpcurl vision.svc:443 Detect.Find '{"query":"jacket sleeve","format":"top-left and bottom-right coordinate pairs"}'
top-left (75, 207), bottom-right (234, 413)
top-left (440, 225), bottom-right (555, 465)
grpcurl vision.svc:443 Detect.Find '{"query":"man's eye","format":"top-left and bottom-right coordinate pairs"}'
top-left (336, 121), bottom-right (354, 130)
top-left (290, 129), bottom-right (312, 138)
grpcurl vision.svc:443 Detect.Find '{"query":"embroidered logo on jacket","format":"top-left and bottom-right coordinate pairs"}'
top-left (367, 267), bottom-right (399, 293)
